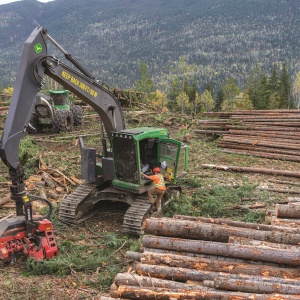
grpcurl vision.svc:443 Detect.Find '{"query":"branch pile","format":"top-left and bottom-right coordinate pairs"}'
top-left (0, 156), bottom-right (82, 211)
top-left (109, 215), bottom-right (300, 299)
top-left (196, 109), bottom-right (300, 162)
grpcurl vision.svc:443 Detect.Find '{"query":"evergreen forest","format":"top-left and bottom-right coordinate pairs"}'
top-left (0, 0), bottom-right (300, 112)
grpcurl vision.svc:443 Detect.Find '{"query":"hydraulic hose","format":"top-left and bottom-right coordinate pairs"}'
top-left (28, 195), bottom-right (53, 221)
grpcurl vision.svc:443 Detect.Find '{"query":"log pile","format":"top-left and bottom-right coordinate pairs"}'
top-left (195, 109), bottom-right (300, 162)
top-left (109, 215), bottom-right (300, 299)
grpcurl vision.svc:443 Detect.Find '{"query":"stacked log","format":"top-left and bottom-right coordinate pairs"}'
top-left (269, 196), bottom-right (300, 228)
top-left (195, 109), bottom-right (300, 162)
top-left (109, 216), bottom-right (300, 299)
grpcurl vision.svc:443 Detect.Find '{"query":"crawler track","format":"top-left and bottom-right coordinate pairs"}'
top-left (59, 183), bottom-right (181, 234)
top-left (123, 196), bottom-right (153, 236)
top-left (58, 183), bottom-right (97, 224)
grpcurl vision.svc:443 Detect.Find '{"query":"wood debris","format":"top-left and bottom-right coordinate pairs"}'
top-left (0, 157), bottom-right (82, 210)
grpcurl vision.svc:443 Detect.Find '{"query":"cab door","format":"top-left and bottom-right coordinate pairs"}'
top-left (157, 139), bottom-right (188, 183)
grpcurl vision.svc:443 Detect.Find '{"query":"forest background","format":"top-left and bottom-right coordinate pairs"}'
top-left (1, 0), bottom-right (300, 112)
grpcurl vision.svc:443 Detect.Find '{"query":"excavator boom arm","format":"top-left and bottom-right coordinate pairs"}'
top-left (0, 26), bottom-right (125, 178)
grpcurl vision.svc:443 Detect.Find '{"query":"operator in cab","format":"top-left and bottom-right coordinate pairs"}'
top-left (141, 167), bottom-right (166, 211)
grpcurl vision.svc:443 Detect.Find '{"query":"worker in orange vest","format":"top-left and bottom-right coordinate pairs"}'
top-left (141, 167), bottom-right (166, 211)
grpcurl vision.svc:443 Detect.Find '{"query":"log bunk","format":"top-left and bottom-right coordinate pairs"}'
top-left (195, 109), bottom-right (300, 163)
top-left (107, 215), bottom-right (300, 299)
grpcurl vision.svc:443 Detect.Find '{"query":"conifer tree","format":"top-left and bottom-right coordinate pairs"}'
top-left (278, 62), bottom-right (291, 108)
top-left (215, 87), bottom-right (225, 111)
top-left (292, 71), bottom-right (300, 108)
top-left (166, 56), bottom-right (197, 112)
top-left (136, 61), bottom-right (154, 98)
top-left (246, 64), bottom-right (262, 109)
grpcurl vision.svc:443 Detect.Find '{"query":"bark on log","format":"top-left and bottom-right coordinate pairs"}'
top-left (194, 129), bottom-right (225, 135)
top-left (271, 216), bottom-right (300, 228)
top-left (214, 277), bottom-right (300, 295)
top-left (226, 129), bottom-right (300, 139)
top-left (276, 203), bottom-right (300, 218)
top-left (48, 190), bottom-right (58, 200)
top-left (137, 263), bottom-right (300, 287)
top-left (0, 196), bottom-right (10, 207)
top-left (142, 236), bottom-right (300, 266)
top-left (202, 164), bottom-right (300, 178)
top-left (39, 188), bottom-right (47, 200)
top-left (226, 202), bottom-right (265, 210)
top-left (173, 215), bottom-right (300, 233)
top-left (125, 251), bottom-right (141, 262)
top-left (114, 273), bottom-right (197, 290)
top-left (219, 141), bottom-right (300, 157)
top-left (259, 187), bottom-right (300, 194)
top-left (222, 149), bottom-right (300, 163)
top-left (139, 251), bottom-right (300, 279)
top-left (114, 284), bottom-right (300, 300)
top-left (41, 172), bottom-right (56, 188)
top-left (266, 210), bottom-right (276, 216)
top-left (288, 197), bottom-right (300, 203)
top-left (143, 218), bottom-right (300, 244)
top-left (222, 135), bottom-right (300, 146)
top-left (141, 248), bottom-right (286, 266)
top-left (228, 236), bottom-right (300, 252)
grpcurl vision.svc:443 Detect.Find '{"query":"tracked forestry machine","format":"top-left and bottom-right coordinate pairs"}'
top-left (0, 26), bottom-right (188, 262)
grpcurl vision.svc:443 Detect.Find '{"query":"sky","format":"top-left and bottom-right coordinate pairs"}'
top-left (0, 0), bottom-right (52, 4)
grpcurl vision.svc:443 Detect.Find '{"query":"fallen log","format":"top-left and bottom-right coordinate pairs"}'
top-left (48, 190), bottom-right (58, 200)
top-left (194, 129), bottom-right (225, 135)
top-left (113, 284), bottom-right (300, 300)
top-left (271, 216), bottom-right (300, 228)
top-left (125, 251), bottom-right (141, 262)
top-left (143, 218), bottom-right (300, 244)
top-left (222, 149), bottom-right (300, 163)
top-left (228, 236), bottom-right (300, 252)
top-left (142, 236), bottom-right (300, 266)
top-left (138, 251), bottom-right (300, 279)
top-left (226, 129), bottom-right (300, 139)
top-left (114, 273), bottom-right (197, 290)
top-left (0, 196), bottom-right (11, 207)
top-left (288, 197), bottom-right (300, 203)
top-left (226, 202), bottom-right (265, 210)
top-left (202, 164), bottom-right (300, 178)
top-left (140, 248), bottom-right (286, 266)
top-left (137, 263), bottom-right (300, 286)
top-left (222, 134), bottom-right (300, 146)
top-left (39, 188), bottom-right (47, 200)
top-left (214, 277), bottom-right (300, 295)
top-left (219, 141), bottom-right (300, 157)
top-left (276, 203), bottom-right (300, 218)
top-left (173, 215), bottom-right (300, 233)
top-left (258, 187), bottom-right (300, 194)
top-left (41, 172), bottom-right (56, 188)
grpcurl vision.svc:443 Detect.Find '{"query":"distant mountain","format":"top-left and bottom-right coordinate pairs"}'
top-left (0, 0), bottom-right (299, 91)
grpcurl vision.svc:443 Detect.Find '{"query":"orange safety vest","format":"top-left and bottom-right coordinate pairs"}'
top-left (149, 174), bottom-right (166, 191)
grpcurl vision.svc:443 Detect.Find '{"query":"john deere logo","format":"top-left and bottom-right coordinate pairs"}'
top-left (34, 43), bottom-right (43, 53)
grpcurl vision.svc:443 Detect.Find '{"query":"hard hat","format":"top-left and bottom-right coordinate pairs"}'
top-left (153, 167), bottom-right (160, 173)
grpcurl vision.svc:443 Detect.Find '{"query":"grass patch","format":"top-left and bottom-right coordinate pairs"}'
top-left (167, 179), bottom-right (270, 222)
top-left (25, 230), bottom-right (135, 292)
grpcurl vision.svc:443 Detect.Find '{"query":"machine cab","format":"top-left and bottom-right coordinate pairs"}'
top-left (110, 127), bottom-right (188, 193)
top-left (49, 90), bottom-right (71, 109)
